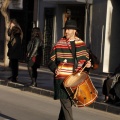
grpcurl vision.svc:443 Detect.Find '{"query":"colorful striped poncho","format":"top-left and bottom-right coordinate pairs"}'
top-left (48, 37), bottom-right (89, 99)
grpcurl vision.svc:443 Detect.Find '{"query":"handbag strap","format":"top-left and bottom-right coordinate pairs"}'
top-left (70, 41), bottom-right (77, 72)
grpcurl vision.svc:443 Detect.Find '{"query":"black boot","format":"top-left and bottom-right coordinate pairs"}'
top-left (31, 78), bottom-right (37, 87)
top-left (11, 76), bottom-right (18, 83)
top-left (7, 76), bottom-right (13, 80)
top-left (9, 75), bottom-right (18, 83)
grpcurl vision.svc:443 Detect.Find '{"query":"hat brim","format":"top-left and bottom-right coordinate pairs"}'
top-left (62, 27), bottom-right (79, 30)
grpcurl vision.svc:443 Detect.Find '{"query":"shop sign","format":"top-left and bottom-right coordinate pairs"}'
top-left (9, 0), bottom-right (23, 10)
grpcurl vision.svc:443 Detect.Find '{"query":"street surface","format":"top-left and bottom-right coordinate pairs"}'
top-left (0, 85), bottom-right (120, 120)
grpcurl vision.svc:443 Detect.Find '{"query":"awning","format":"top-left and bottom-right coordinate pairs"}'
top-left (43, 0), bottom-right (93, 4)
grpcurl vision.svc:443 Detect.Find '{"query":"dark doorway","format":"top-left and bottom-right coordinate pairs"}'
top-left (64, 5), bottom-right (85, 40)
top-left (0, 14), bottom-right (5, 59)
top-left (43, 8), bottom-right (55, 66)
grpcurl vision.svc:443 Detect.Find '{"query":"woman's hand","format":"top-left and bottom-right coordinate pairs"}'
top-left (86, 60), bottom-right (91, 68)
top-left (55, 68), bottom-right (60, 77)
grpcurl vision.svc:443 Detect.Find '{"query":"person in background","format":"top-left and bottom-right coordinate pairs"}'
top-left (26, 27), bottom-right (43, 87)
top-left (102, 73), bottom-right (113, 102)
top-left (7, 19), bottom-right (23, 82)
top-left (102, 64), bottom-right (120, 103)
top-left (48, 19), bottom-right (91, 120)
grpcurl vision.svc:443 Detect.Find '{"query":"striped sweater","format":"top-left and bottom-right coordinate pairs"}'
top-left (49, 37), bottom-right (89, 79)
top-left (48, 37), bottom-right (89, 99)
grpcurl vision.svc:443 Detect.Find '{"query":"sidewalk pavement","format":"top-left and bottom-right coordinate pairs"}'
top-left (0, 60), bottom-right (120, 115)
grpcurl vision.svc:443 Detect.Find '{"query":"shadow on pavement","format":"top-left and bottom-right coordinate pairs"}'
top-left (0, 113), bottom-right (16, 120)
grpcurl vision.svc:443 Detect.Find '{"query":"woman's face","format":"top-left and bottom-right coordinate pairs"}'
top-left (65, 29), bottom-right (76, 40)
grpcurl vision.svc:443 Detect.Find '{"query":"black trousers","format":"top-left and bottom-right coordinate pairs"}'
top-left (58, 98), bottom-right (73, 120)
top-left (28, 64), bottom-right (38, 82)
top-left (102, 76), bottom-right (116, 101)
top-left (102, 77), bottom-right (113, 96)
top-left (9, 59), bottom-right (18, 81)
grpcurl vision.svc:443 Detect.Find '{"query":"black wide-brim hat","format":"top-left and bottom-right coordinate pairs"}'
top-left (62, 19), bottom-right (79, 30)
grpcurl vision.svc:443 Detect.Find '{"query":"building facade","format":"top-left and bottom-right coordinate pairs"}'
top-left (36, 0), bottom-right (120, 74)
top-left (91, 0), bottom-right (120, 74)
top-left (0, 0), bottom-right (120, 74)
